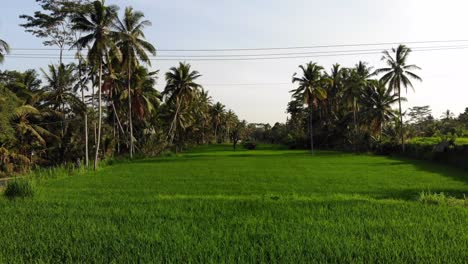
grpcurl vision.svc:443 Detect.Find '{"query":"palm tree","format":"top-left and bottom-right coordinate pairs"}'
top-left (440, 110), bottom-right (454, 121)
top-left (192, 88), bottom-right (212, 144)
top-left (41, 63), bottom-right (85, 162)
top-left (346, 61), bottom-right (373, 151)
top-left (291, 62), bottom-right (327, 154)
top-left (376, 45), bottom-right (422, 151)
top-left (225, 110), bottom-right (237, 142)
top-left (359, 80), bottom-right (400, 138)
top-left (325, 64), bottom-right (344, 115)
top-left (211, 102), bottom-right (225, 143)
top-left (122, 66), bottom-right (160, 121)
top-left (163, 62), bottom-right (202, 146)
top-left (0, 38), bottom-right (9, 64)
top-left (75, 53), bottom-right (91, 167)
top-left (11, 105), bottom-right (55, 162)
top-left (41, 64), bottom-right (83, 113)
top-left (72, 0), bottom-right (119, 170)
top-left (114, 6), bottom-right (156, 158)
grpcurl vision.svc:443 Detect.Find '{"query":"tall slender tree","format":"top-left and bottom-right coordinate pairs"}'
top-left (376, 45), bottom-right (422, 151)
top-left (114, 6), bottom-right (156, 158)
top-left (291, 62), bottom-right (327, 154)
top-left (72, 0), bottom-right (120, 170)
top-left (211, 102), bottom-right (226, 143)
top-left (163, 62), bottom-right (202, 146)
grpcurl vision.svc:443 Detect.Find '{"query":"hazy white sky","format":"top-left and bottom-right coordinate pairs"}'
top-left (1, 0), bottom-right (468, 124)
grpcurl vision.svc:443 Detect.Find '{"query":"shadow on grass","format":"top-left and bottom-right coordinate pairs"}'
top-left (393, 156), bottom-right (467, 183)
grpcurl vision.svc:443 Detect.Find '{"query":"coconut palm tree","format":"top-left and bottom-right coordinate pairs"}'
top-left (11, 105), bottom-right (55, 163)
top-left (359, 80), bottom-right (400, 138)
top-left (0, 38), bottom-right (9, 64)
top-left (376, 45), bottom-right (422, 151)
top-left (224, 110), bottom-right (237, 142)
top-left (114, 6), bottom-right (156, 158)
top-left (192, 88), bottom-right (212, 144)
top-left (210, 102), bottom-right (225, 143)
top-left (72, 0), bottom-right (119, 170)
top-left (345, 61), bottom-right (373, 151)
top-left (291, 62), bottom-right (327, 154)
top-left (163, 62), bottom-right (202, 146)
top-left (41, 64), bottom-right (84, 113)
top-left (41, 63), bottom-right (85, 162)
top-left (122, 66), bottom-right (160, 122)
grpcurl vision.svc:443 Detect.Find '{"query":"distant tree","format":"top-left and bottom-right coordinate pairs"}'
top-left (20, 0), bottom-right (91, 63)
top-left (231, 120), bottom-right (247, 151)
top-left (376, 45), bottom-right (422, 151)
top-left (407, 106), bottom-right (432, 124)
top-left (291, 62), bottom-right (327, 154)
top-left (458, 108), bottom-right (468, 125)
top-left (440, 110), bottom-right (455, 121)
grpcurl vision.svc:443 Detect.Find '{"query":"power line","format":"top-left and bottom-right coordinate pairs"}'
top-left (5, 45), bottom-right (468, 61)
top-left (200, 82), bottom-right (290, 86)
top-left (9, 44), bottom-right (468, 58)
top-left (9, 39), bottom-right (468, 52)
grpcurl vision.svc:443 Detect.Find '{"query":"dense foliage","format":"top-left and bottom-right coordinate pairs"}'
top-left (0, 0), bottom-right (251, 175)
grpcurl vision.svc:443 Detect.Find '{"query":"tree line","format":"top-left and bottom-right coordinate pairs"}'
top-left (0, 0), bottom-right (250, 176)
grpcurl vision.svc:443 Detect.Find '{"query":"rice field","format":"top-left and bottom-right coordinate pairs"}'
top-left (1, 144), bottom-right (467, 263)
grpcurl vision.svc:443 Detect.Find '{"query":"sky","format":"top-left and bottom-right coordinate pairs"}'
top-left (1, 0), bottom-right (468, 124)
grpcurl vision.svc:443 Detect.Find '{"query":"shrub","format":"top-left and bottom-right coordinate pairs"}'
top-left (418, 191), bottom-right (467, 207)
top-left (3, 179), bottom-right (35, 199)
top-left (243, 141), bottom-right (257, 150)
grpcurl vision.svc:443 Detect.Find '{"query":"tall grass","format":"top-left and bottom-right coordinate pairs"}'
top-left (3, 179), bottom-right (34, 199)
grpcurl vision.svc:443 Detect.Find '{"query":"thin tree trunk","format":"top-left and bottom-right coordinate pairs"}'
top-left (94, 62), bottom-right (103, 171)
top-left (59, 46), bottom-right (63, 65)
top-left (168, 98), bottom-right (182, 146)
top-left (398, 85), bottom-right (405, 152)
top-left (78, 51), bottom-right (89, 168)
top-left (128, 60), bottom-right (134, 158)
top-left (353, 97), bottom-right (357, 152)
top-left (92, 84), bottom-right (97, 147)
top-left (80, 72), bottom-right (89, 168)
top-left (112, 102), bottom-right (127, 136)
top-left (309, 105), bottom-right (314, 155)
top-left (202, 121), bottom-right (205, 144)
top-left (214, 122), bottom-right (218, 143)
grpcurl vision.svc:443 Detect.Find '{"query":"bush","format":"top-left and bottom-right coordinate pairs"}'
top-left (418, 191), bottom-right (467, 207)
top-left (3, 179), bottom-right (35, 199)
top-left (243, 141), bottom-right (257, 150)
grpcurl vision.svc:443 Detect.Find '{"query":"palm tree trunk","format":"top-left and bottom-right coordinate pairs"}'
top-left (128, 60), bottom-right (134, 158)
top-left (168, 98), bottom-right (182, 146)
top-left (92, 84), bottom-right (96, 148)
top-left (309, 105), bottom-right (314, 155)
top-left (353, 97), bottom-right (357, 152)
top-left (78, 52), bottom-right (89, 168)
top-left (81, 79), bottom-right (89, 168)
top-left (202, 122), bottom-right (205, 144)
top-left (94, 62), bottom-right (103, 171)
top-left (398, 85), bottom-right (405, 152)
